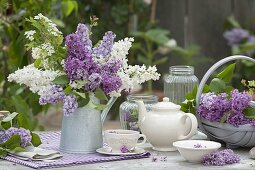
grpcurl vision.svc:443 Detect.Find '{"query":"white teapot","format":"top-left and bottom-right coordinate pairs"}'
top-left (136, 97), bottom-right (198, 151)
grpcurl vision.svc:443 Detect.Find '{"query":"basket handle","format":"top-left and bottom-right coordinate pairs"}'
top-left (195, 55), bottom-right (255, 135)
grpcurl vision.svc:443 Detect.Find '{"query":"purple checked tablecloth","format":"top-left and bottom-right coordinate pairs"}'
top-left (2, 131), bottom-right (150, 169)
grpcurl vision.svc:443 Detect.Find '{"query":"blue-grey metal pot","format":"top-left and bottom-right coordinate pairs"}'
top-left (60, 97), bottom-right (117, 153)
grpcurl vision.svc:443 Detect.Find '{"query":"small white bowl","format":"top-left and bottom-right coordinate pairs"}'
top-left (173, 140), bottom-right (221, 163)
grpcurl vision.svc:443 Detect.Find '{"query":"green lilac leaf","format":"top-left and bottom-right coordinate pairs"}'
top-left (0, 147), bottom-right (7, 157)
top-left (17, 113), bottom-right (30, 129)
top-left (78, 96), bottom-right (90, 107)
top-left (34, 58), bottom-right (42, 68)
top-left (74, 91), bottom-right (86, 98)
top-left (1, 135), bottom-right (22, 149)
top-left (202, 84), bottom-right (211, 93)
top-left (12, 146), bottom-right (26, 152)
top-left (95, 88), bottom-right (108, 101)
top-left (209, 78), bottom-right (226, 93)
top-left (94, 103), bottom-right (108, 110)
top-left (31, 132), bottom-right (41, 147)
top-left (244, 107), bottom-right (255, 119)
top-left (64, 86), bottom-right (72, 94)
top-left (216, 63), bottom-right (236, 83)
top-left (52, 75), bottom-right (69, 85)
top-left (1, 122), bottom-right (11, 130)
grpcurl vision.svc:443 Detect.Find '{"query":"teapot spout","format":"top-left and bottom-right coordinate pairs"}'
top-left (135, 100), bottom-right (147, 127)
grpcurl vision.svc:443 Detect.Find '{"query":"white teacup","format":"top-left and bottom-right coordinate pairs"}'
top-left (104, 129), bottom-right (146, 153)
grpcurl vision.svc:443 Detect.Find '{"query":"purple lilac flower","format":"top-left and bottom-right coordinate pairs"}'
top-left (85, 73), bottom-right (102, 91)
top-left (64, 57), bottom-right (88, 80)
top-left (160, 156), bottom-right (167, 162)
top-left (120, 145), bottom-right (129, 153)
top-left (202, 149), bottom-right (240, 166)
top-left (63, 95), bottom-right (78, 116)
top-left (198, 92), bottom-right (231, 122)
top-left (64, 24), bottom-right (123, 95)
top-left (76, 24), bottom-right (92, 53)
top-left (101, 73), bottom-right (122, 94)
top-left (152, 156), bottom-right (158, 162)
top-left (230, 89), bottom-right (252, 112)
top-left (227, 111), bottom-right (250, 127)
top-left (194, 143), bottom-right (202, 148)
top-left (93, 31), bottom-right (116, 58)
top-left (102, 60), bottom-right (122, 74)
top-left (39, 85), bottom-right (65, 105)
top-left (223, 28), bottom-right (249, 46)
top-left (0, 127), bottom-right (32, 147)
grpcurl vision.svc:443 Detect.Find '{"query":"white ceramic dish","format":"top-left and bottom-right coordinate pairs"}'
top-left (96, 147), bottom-right (146, 156)
top-left (173, 140), bottom-right (221, 163)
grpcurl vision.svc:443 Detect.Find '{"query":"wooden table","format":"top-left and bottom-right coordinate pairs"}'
top-left (1, 121), bottom-right (255, 169)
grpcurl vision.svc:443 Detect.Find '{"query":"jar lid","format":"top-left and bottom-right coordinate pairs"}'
top-left (127, 94), bottom-right (158, 103)
top-left (151, 97), bottom-right (181, 110)
top-left (169, 65), bottom-right (194, 75)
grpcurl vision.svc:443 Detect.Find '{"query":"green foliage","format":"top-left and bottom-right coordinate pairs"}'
top-left (0, 0), bottom-right (77, 130)
top-left (216, 63), bottom-right (236, 83)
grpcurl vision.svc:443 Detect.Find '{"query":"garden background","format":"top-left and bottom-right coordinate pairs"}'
top-left (0, 0), bottom-right (255, 130)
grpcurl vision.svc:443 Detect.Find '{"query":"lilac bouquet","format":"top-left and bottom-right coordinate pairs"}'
top-left (198, 89), bottom-right (254, 127)
top-left (8, 14), bottom-right (160, 116)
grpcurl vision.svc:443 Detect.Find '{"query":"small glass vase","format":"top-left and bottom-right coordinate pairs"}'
top-left (119, 94), bottom-right (158, 132)
top-left (164, 66), bottom-right (199, 104)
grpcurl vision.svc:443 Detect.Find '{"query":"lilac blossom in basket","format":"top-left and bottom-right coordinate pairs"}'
top-left (198, 92), bottom-right (230, 122)
top-left (202, 149), bottom-right (240, 166)
top-left (198, 89), bottom-right (253, 126)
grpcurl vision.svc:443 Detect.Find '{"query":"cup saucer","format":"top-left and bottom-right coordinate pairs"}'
top-left (96, 147), bottom-right (146, 156)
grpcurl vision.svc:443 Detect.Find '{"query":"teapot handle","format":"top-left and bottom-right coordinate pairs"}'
top-left (178, 113), bottom-right (198, 140)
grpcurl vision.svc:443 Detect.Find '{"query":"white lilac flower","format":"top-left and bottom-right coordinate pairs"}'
top-left (126, 65), bottom-right (160, 84)
top-left (31, 43), bottom-right (54, 59)
top-left (41, 42), bottom-right (55, 56)
top-left (31, 47), bottom-right (41, 59)
top-left (8, 64), bottom-right (60, 95)
top-left (109, 65), bottom-right (160, 97)
top-left (34, 13), bottom-right (62, 36)
top-left (110, 37), bottom-right (134, 66)
top-left (24, 30), bottom-right (36, 41)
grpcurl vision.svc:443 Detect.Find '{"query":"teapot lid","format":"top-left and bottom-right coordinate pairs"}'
top-left (151, 97), bottom-right (181, 110)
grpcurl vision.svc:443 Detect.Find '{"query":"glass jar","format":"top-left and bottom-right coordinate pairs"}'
top-left (164, 66), bottom-right (199, 104)
top-left (119, 94), bottom-right (158, 132)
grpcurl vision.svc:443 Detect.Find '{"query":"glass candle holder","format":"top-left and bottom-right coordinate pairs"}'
top-left (164, 66), bottom-right (199, 104)
top-left (119, 94), bottom-right (158, 132)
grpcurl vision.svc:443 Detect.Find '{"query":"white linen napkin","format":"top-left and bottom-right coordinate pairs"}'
top-left (8, 145), bottom-right (62, 162)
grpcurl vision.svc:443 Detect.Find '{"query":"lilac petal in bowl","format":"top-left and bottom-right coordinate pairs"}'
top-left (173, 140), bottom-right (221, 163)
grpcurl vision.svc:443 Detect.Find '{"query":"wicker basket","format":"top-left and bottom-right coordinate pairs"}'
top-left (196, 55), bottom-right (255, 148)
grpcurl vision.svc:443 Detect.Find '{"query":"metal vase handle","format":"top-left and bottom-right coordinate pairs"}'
top-left (101, 97), bottom-right (118, 123)
top-left (195, 55), bottom-right (255, 136)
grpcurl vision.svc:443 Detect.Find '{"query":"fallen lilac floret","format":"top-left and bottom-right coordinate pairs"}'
top-left (202, 149), bottom-right (240, 166)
